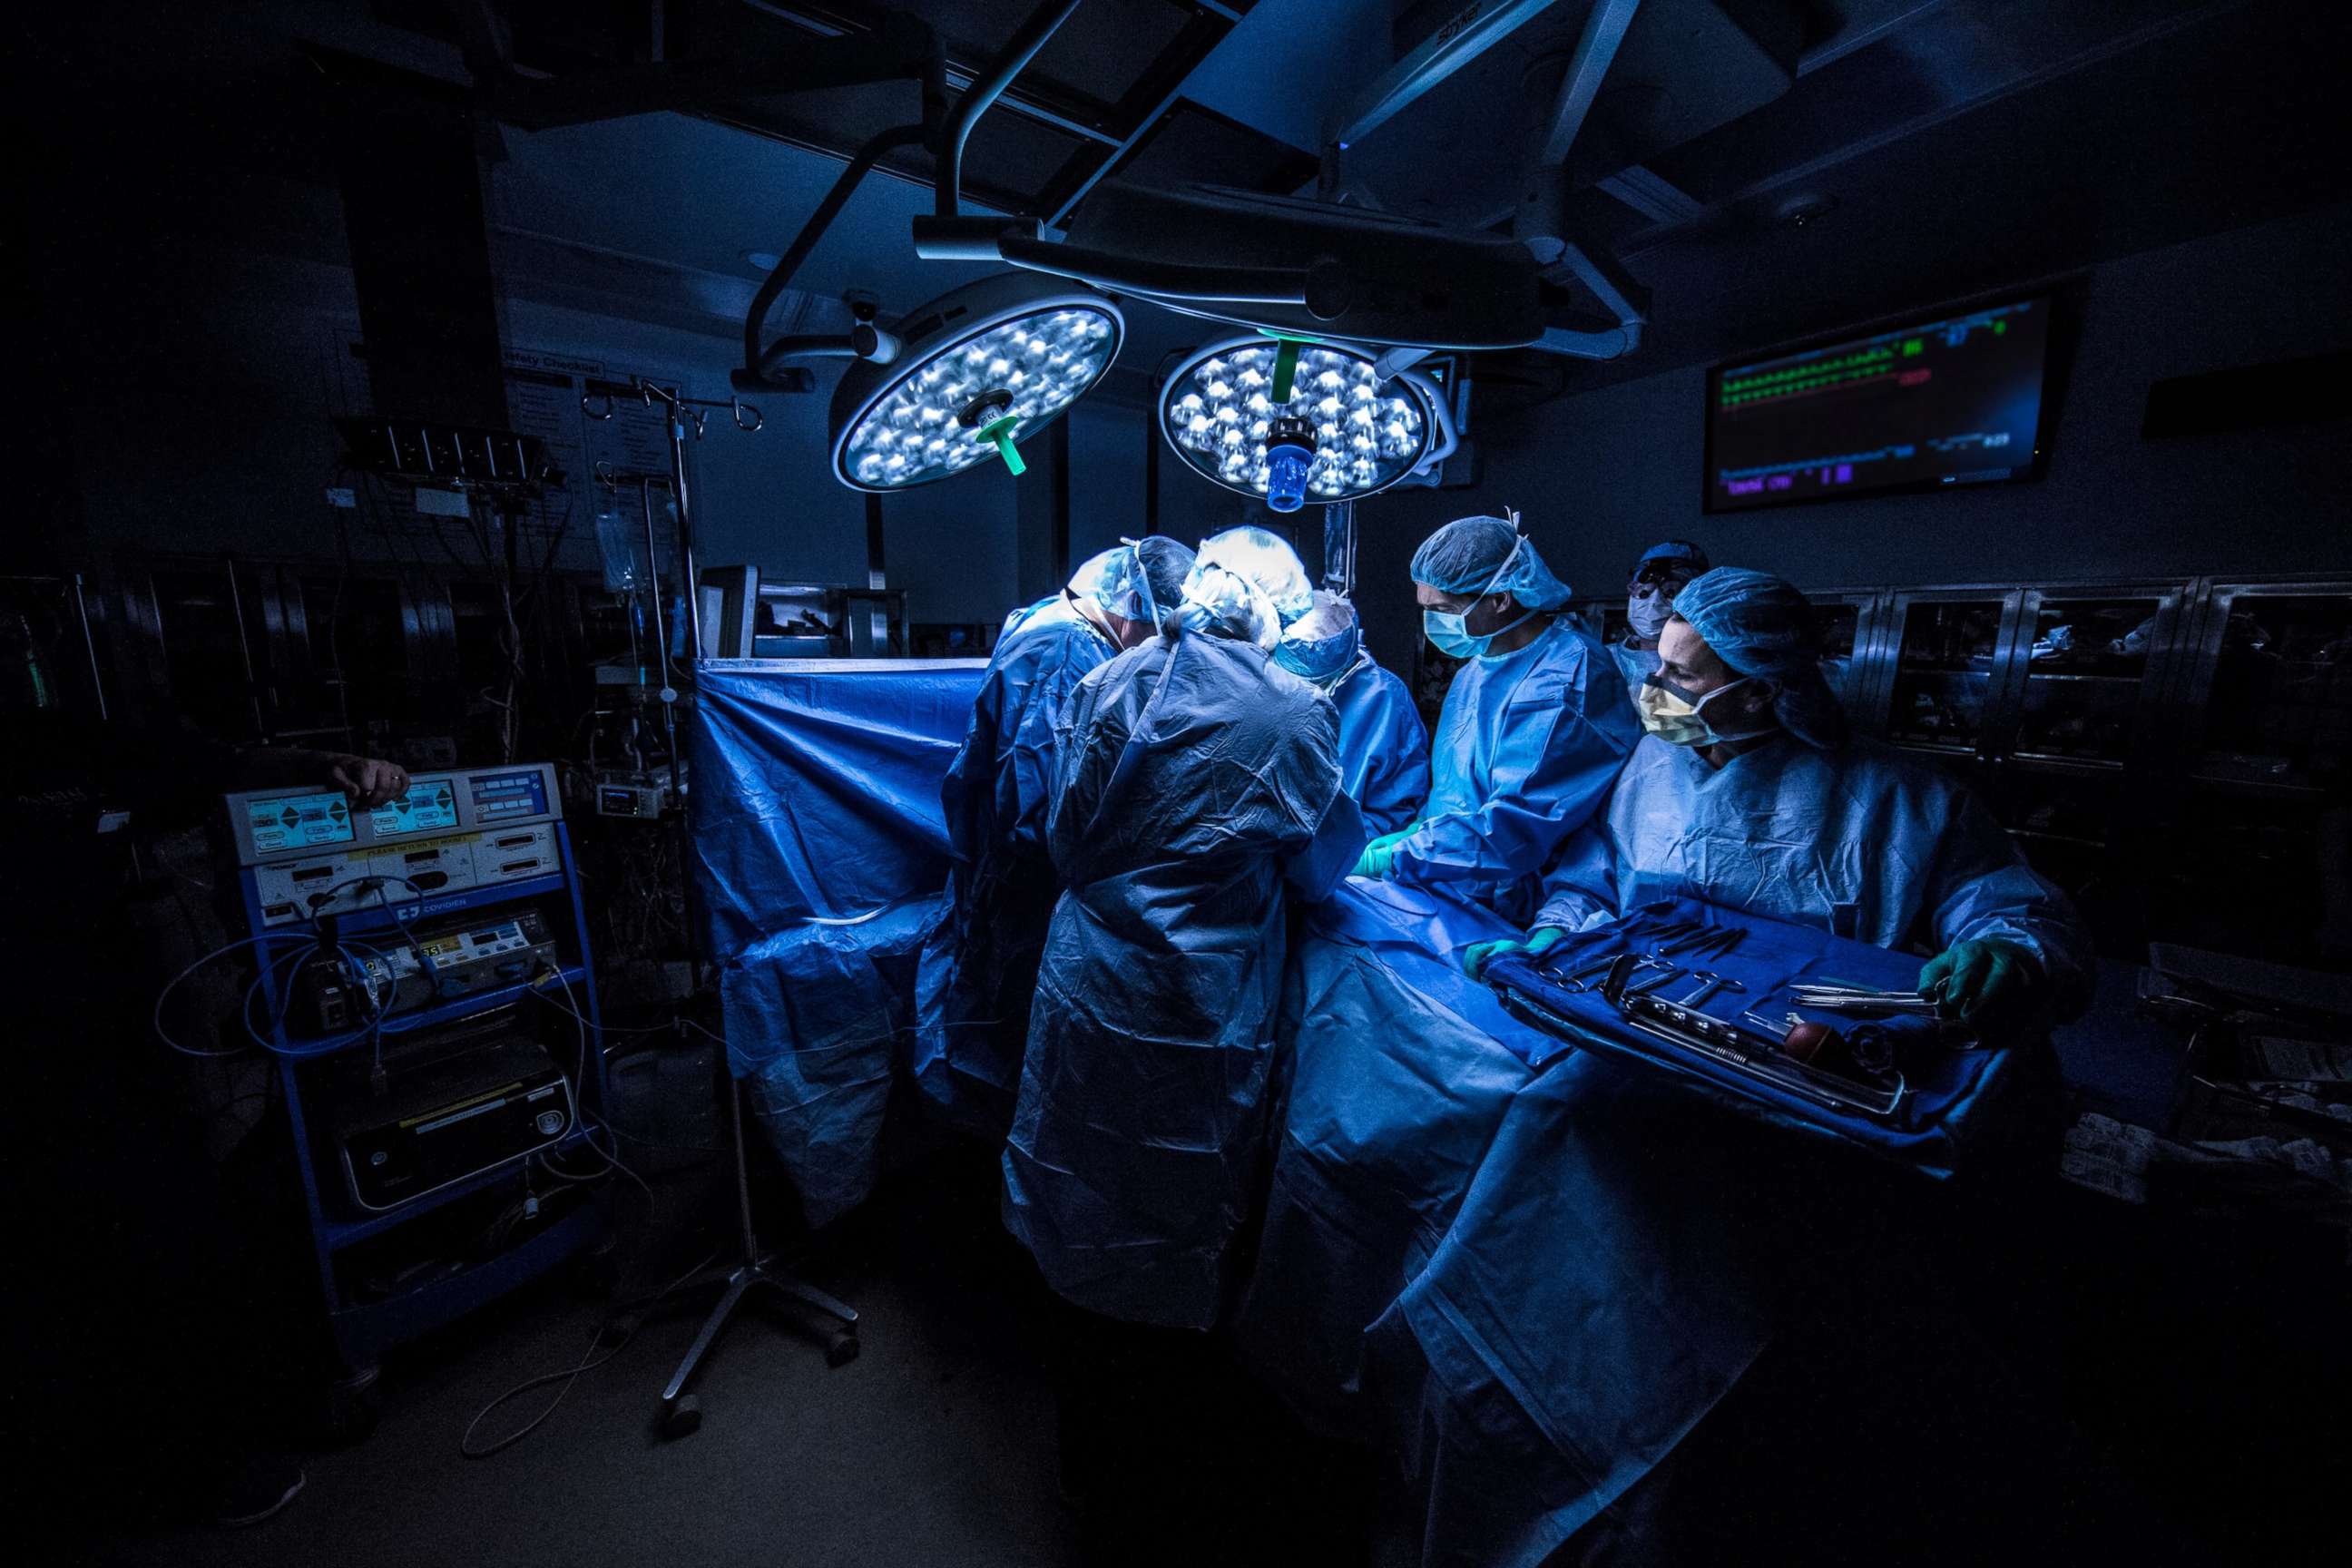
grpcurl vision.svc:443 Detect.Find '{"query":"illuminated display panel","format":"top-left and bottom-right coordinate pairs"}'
top-left (247, 791), bottom-right (353, 853)
top-left (368, 777), bottom-right (459, 838)
top-left (1705, 294), bottom-right (2053, 513)
top-left (469, 769), bottom-right (550, 823)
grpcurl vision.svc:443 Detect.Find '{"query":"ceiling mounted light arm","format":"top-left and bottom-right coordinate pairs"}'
top-left (741, 120), bottom-right (933, 390)
top-left (735, 27), bottom-right (949, 393)
top-left (1523, 215), bottom-right (1650, 360)
top-left (904, 0), bottom-right (1365, 321)
top-left (911, 231), bottom-right (1346, 322)
top-left (936, 0), bottom-right (1084, 221)
top-left (1504, 0), bottom-right (1651, 360)
top-left (995, 237), bottom-right (1339, 314)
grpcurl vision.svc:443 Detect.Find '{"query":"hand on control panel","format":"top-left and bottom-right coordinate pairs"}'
top-left (326, 753), bottom-right (410, 809)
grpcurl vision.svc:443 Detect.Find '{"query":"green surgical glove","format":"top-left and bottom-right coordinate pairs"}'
top-left (1464, 925), bottom-right (1568, 980)
top-left (1352, 828), bottom-right (1415, 880)
top-left (1920, 938), bottom-right (2045, 1038)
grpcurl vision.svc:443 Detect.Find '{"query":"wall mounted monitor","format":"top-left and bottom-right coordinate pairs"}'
top-left (1705, 293), bottom-right (2054, 513)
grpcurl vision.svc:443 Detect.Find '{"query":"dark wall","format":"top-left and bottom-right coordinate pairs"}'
top-left (41, 228), bottom-right (1024, 629)
top-left (1346, 201), bottom-right (2352, 654)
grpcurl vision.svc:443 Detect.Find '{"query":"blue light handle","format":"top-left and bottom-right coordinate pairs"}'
top-left (1265, 440), bottom-right (1313, 514)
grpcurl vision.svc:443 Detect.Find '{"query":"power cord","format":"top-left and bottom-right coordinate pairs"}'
top-left (458, 1245), bottom-right (719, 1459)
top-left (153, 932), bottom-right (317, 1058)
top-left (528, 965), bottom-right (661, 1198)
top-left (526, 980), bottom-right (720, 1155)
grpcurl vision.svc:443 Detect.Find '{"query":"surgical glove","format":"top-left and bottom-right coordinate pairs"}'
top-left (1463, 926), bottom-right (1567, 980)
top-left (1921, 939), bottom-right (2045, 1037)
top-left (1352, 828), bottom-right (1414, 879)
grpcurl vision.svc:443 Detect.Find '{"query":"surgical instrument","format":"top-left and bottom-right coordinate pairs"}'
top-left (1788, 986), bottom-right (1940, 1014)
top-left (1659, 925), bottom-right (1748, 960)
top-left (1675, 972), bottom-right (1747, 1012)
top-left (1698, 926), bottom-right (1747, 960)
top-left (1624, 965), bottom-right (1686, 996)
top-left (1556, 954), bottom-right (1625, 992)
top-left (1657, 926), bottom-right (1723, 956)
top-left (1573, 961), bottom-right (1908, 1120)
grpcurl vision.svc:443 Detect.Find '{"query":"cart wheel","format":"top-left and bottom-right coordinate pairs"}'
top-left (320, 1367), bottom-right (382, 1445)
top-left (662, 1395), bottom-right (703, 1440)
top-left (824, 1330), bottom-right (860, 1368)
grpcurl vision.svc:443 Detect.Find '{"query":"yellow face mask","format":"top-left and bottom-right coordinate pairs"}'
top-left (1635, 678), bottom-right (1712, 746)
top-left (1637, 674), bottom-right (1775, 748)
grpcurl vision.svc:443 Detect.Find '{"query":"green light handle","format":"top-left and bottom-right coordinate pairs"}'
top-left (976, 416), bottom-right (1025, 476)
top-left (1271, 338), bottom-right (1303, 404)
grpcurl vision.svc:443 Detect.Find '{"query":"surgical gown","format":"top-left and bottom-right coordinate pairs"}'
top-left (1390, 616), bottom-right (1639, 923)
top-left (1535, 734), bottom-right (2092, 1006)
top-left (1329, 652), bottom-right (1430, 837)
top-left (1004, 631), bottom-right (1366, 1328)
top-left (1606, 636), bottom-right (1656, 704)
top-left (913, 593), bottom-right (1117, 1135)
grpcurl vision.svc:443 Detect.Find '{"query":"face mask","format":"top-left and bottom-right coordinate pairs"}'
top-left (1424, 604), bottom-right (1535, 661)
top-left (1637, 674), bottom-right (1777, 748)
top-left (1626, 592), bottom-right (1673, 641)
top-left (1424, 534), bottom-right (1534, 659)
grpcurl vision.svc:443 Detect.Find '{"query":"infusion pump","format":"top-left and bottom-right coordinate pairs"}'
top-left (222, 762), bottom-right (564, 928)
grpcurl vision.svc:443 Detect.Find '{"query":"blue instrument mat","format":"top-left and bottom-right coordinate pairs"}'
top-left (1482, 898), bottom-right (2020, 1177)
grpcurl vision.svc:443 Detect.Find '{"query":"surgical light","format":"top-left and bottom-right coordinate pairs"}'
top-left (1158, 336), bottom-right (1446, 508)
top-left (830, 273), bottom-right (1122, 493)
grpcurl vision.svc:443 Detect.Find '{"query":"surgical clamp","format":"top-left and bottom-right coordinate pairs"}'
top-left (1675, 972), bottom-right (1747, 1012)
top-left (1623, 964), bottom-right (1686, 996)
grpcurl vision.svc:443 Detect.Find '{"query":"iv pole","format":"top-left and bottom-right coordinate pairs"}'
top-left (583, 380), bottom-right (861, 1438)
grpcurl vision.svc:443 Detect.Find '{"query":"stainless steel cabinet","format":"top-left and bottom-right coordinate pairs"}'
top-left (2150, 577), bottom-right (2352, 965)
top-left (1806, 590), bottom-right (1886, 716)
top-left (1819, 574), bottom-right (2347, 963)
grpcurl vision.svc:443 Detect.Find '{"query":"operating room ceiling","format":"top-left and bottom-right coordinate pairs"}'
top-left (24, 0), bottom-right (2348, 405)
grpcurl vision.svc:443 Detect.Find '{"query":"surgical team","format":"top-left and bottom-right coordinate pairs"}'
top-left (916, 513), bottom-right (2087, 1529)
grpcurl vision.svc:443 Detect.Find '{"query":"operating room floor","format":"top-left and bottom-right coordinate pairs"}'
top-left (93, 1043), bottom-right (1381, 1568)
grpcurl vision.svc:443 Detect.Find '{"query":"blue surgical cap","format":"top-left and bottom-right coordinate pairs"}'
top-left (1273, 592), bottom-right (1362, 686)
top-left (1067, 547), bottom-right (1122, 599)
top-left (1636, 539), bottom-right (1710, 573)
top-left (1087, 536), bottom-right (1197, 626)
top-left (1409, 514), bottom-right (1573, 612)
top-left (1671, 567), bottom-right (1847, 749)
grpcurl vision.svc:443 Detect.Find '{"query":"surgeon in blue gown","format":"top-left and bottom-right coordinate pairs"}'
top-left (1604, 538), bottom-right (1709, 701)
top-left (1004, 526), bottom-right (1364, 1531)
top-left (913, 536), bottom-right (1196, 1136)
top-left (1352, 514), bottom-right (1639, 924)
top-left (1409, 569), bottom-right (2096, 1566)
top-left (1275, 591), bottom-right (1430, 835)
top-left (1004, 525), bottom-right (1365, 1329)
top-left (1472, 566), bottom-right (2092, 1028)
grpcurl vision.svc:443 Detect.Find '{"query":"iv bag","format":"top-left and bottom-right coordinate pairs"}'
top-left (594, 498), bottom-right (647, 596)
